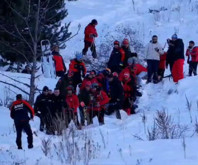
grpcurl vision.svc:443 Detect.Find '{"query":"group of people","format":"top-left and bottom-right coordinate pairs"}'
top-left (145, 34), bottom-right (198, 84)
top-left (9, 19), bottom-right (198, 150)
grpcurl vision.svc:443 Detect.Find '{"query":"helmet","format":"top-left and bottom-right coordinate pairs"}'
top-left (122, 38), bottom-right (129, 45)
top-left (127, 57), bottom-right (138, 65)
top-left (91, 83), bottom-right (99, 89)
top-left (76, 53), bottom-right (83, 61)
top-left (114, 40), bottom-right (120, 46)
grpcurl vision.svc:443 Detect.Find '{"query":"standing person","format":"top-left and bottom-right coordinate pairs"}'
top-left (52, 88), bottom-right (67, 134)
top-left (121, 38), bottom-right (137, 67)
top-left (145, 35), bottom-right (164, 83)
top-left (10, 94), bottom-right (34, 149)
top-left (107, 74), bottom-right (124, 119)
top-left (34, 86), bottom-right (53, 134)
top-left (52, 45), bottom-right (67, 77)
top-left (82, 19), bottom-right (98, 58)
top-left (167, 34), bottom-right (184, 83)
top-left (69, 53), bottom-right (87, 90)
top-left (107, 40), bottom-right (125, 73)
top-left (88, 83), bottom-right (109, 125)
top-left (186, 41), bottom-right (198, 76)
top-left (78, 81), bottom-right (92, 126)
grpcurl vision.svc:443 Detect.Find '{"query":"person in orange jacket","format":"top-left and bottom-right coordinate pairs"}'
top-left (65, 86), bottom-right (80, 127)
top-left (158, 52), bottom-right (167, 81)
top-left (186, 41), bottom-right (198, 76)
top-left (88, 83), bottom-right (109, 125)
top-left (82, 19), bottom-right (98, 58)
top-left (52, 45), bottom-right (66, 77)
top-left (10, 94), bottom-right (34, 149)
top-left (69, 53), bottom-right (87, 90)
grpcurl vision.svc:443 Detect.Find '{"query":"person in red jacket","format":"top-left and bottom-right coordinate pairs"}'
top-left (88, 83), bottom-right (109, 125)
top-left (158, 52), bottom-right (167, 81)
top-left (65, 86), bottom-right (80, 128)
top-left (69, 53), bottom-right (87, 90)
top-left (10, 94), bottom-right (34, 149)
top-left (82, 19), bottom-right (98, 58)
top-left (121, 72), bottom-right (137, 115)
top-left (186, 41), bottom-right (198, 76)
top-left (80, 70), bottom-right (98, 90)
top-left (52, 45), bottom-right (66, 77)
top-left (107, 40), bottom-right (125, 73)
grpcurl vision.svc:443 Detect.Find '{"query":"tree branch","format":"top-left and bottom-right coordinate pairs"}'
top-left (0, 80), bottom-right (30, 95)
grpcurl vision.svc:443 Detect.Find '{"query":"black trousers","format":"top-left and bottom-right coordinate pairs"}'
top-left (189, 61), bottom-right (198, 76)
top-left (15, 121), bottom-right (33, 148)
top-left (88, 110), bottom-right (104, 125)
top-left (158, 68), bottom-right (165, 81)
top-left (56, 71), bottom-right (65, 77)
top-left (82, 41), bottom-right (97, 58)
top-left (106, 102), bottom-right (121, 119)
top-left (147, 60), bottom-right (159, 83)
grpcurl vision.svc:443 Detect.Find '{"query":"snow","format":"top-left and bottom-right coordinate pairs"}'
top-left (1, 0), bottom-right (198, 164)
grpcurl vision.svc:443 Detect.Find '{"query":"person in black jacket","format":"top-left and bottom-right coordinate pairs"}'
top-left (107, 74), bottom-right (124, 119)
top-left (121, 38), bottom-right (137, 67)
top-left (107, 40), bottom-right (125, 73)
top-left (52, 88), bottom-right (67, 134)
top-left (34, 86), bottom-right (54, 134)
top-left (10, 94), bottom-right (34, 149)
top-left (166, 34), bottom-right (185, 83)
top-left (78, 81), bottom-right (92, 125)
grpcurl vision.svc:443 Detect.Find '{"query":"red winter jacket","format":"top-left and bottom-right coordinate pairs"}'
top-left (89, 90), bottom-right (109, 111)
top-left (159, 52), bottom-right (167, 69)
top-left (69, 59), bottom-right (87, 75)
top-left (84, 23), bottom-right (98, 43)
top-left (66, 94), bottom-right (79, 113)
top-left (10, 100), bottom-right (35, 121)
top-left (122, 78), bottom-right (134, 99)
top-left (53, 53), bottom-right (66, 72)
top-left (80, 77), bottom-right (98, 90)
top-left (186, 47), bottom-right (198, 62)
top-left (119, 64), bottom-right (147, 82)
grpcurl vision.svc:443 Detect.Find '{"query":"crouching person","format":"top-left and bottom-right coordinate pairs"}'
top-left (88, 83), bottom-right (109, 125)
top-left (121, 72), bottom-right (137, 115)
top-left (65, 86), bottom-right (80, 128)
top-left (10, 94), bottom-right (34, 149)
top-left (106, 73), bottom-right (124, 119)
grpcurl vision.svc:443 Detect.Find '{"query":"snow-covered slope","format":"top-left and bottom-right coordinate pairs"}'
top-left (1, 0), bottom-right (198, 164)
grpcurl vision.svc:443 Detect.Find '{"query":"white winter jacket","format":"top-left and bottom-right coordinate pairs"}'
top-left (145, 42), bottom-right (164, 61)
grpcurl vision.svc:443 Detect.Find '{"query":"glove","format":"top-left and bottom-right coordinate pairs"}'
top-left (119, 62), bottom-right (124, 67)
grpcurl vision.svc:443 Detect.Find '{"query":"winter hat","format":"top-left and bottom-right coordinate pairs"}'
top-left (171, 34), bottom-right (178, 39)
top-left (85, 81), bottom-right (92, 86)
top-left (76, 53), bottom-right (83, 61)
top-left (91, 19), bottom-right (98, 25)
top-left (43, 86), bottom-right (49, 92)
top-left (122, 38), bottom-right (129, 45)
top-left (114, 40), bottom-right (120, 46)
top-left (127, 57), bottom-right (138, 65)
top-left (123, 72), bottom-right (130, 78)
top-left (16, 94), bottom-right (22, 100)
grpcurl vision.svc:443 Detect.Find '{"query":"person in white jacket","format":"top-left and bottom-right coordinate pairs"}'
top-left (145, 35), bottom-right (164, 83)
